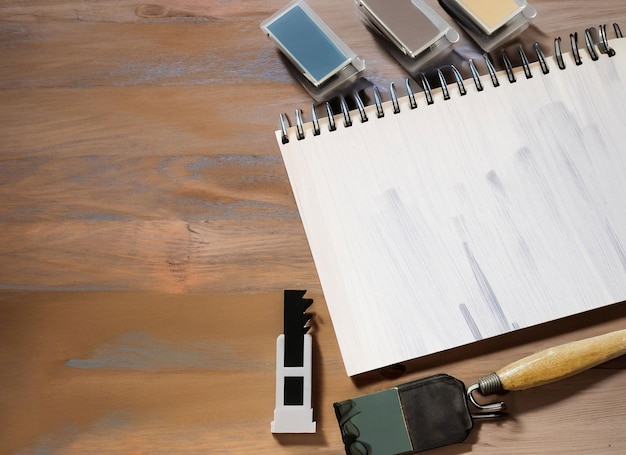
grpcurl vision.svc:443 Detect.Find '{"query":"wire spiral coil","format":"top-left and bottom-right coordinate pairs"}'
top-left (280, 23), bottom-right (622, 144)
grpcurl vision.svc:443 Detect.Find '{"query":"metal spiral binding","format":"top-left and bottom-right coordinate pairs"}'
top-left (468, 59), bottom-right (483, 91)
top-left (389, 82), bottom-right (401, 114)
top-left (570, 32), bottom-right (583, 65)
top-left (451, 66), bottom-right (468, 96)
top-left (434, 66), bottom-right (468, 101)
top-left (281, 23), bottom-right (622, 143)
top-left (535, 42), bottom-right (549, 74)
top-left (502, 50), bottom-right (516, 83)
top-left (405, 78), bottom-right (417, 109)
top-left (311, 104), bottom-right (320, 136)
top-left (340, 96), bottom-right (352, 128)
top-left (554, 36), bottom-right (566, 69)
top-left (354, 92), bottom-right (368, 123)
top-left (437, 69), bottom-right (451, 100)
top-left (294, 109), bottom-right (305, 140)
top-left (518, 46), bottom-right (533, 79)
top-left (372, 86), bottom-right (384, 118)
top-left (584, 29), bottom-right (599, 61)
top-left (419, 73), bottom-right (434, 105)
top-left (325, 102), bottom-right (336, 131)
top-left (483, 53), bottom-right (500, 87)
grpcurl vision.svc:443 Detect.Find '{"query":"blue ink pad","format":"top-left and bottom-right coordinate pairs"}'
top-left (262, 1), bottom-right (365, 101)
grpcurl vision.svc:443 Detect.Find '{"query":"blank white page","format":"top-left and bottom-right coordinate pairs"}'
top-left (278, 38), bottom-right (626, 376)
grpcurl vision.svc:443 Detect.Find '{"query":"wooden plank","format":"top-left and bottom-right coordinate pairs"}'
top-left (0, 85), bottom-right (316, 292)
top-left (0, 291), bottom-right (624, 454)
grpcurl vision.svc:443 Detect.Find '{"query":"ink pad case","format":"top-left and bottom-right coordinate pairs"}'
top-left (261, 0), bottom-right (366, 102)
top-left (439, 0), bottom-right (537, 51)
top-left (356, 0), bottom-right (459, 74)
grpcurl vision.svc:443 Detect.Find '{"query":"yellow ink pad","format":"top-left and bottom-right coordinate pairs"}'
top-left (439, 0), bottom-right (536, 51)
top-left (458, 0), bottom-right (523, 35)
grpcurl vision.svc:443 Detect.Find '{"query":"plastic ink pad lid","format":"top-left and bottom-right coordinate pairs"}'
top-left (261, 0), bottom-right (365, 99)
top-left (356, 0), bottom-right (458, 74)
top-left (359, 0), bottom-right (453, 58)
top-left (455, 0), bottom-right (524, 35)
top-left (439, 0), bottom-right (536, 51)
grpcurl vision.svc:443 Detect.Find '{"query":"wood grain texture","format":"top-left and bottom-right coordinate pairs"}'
top-left (497, 329), bottom-right (626, 391)
top-left (1, 0), bottom-right (625, 454)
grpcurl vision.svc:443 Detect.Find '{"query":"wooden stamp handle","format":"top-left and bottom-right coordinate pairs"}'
top-left (497, 329), bottom-right (626, 392)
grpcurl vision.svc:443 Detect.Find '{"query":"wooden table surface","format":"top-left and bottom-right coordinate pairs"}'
top-left (1, 1), bottom-right (626, 454)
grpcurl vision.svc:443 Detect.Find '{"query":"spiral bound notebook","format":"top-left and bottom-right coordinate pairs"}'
top-left (277, 27), bottom-right (626, 376)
